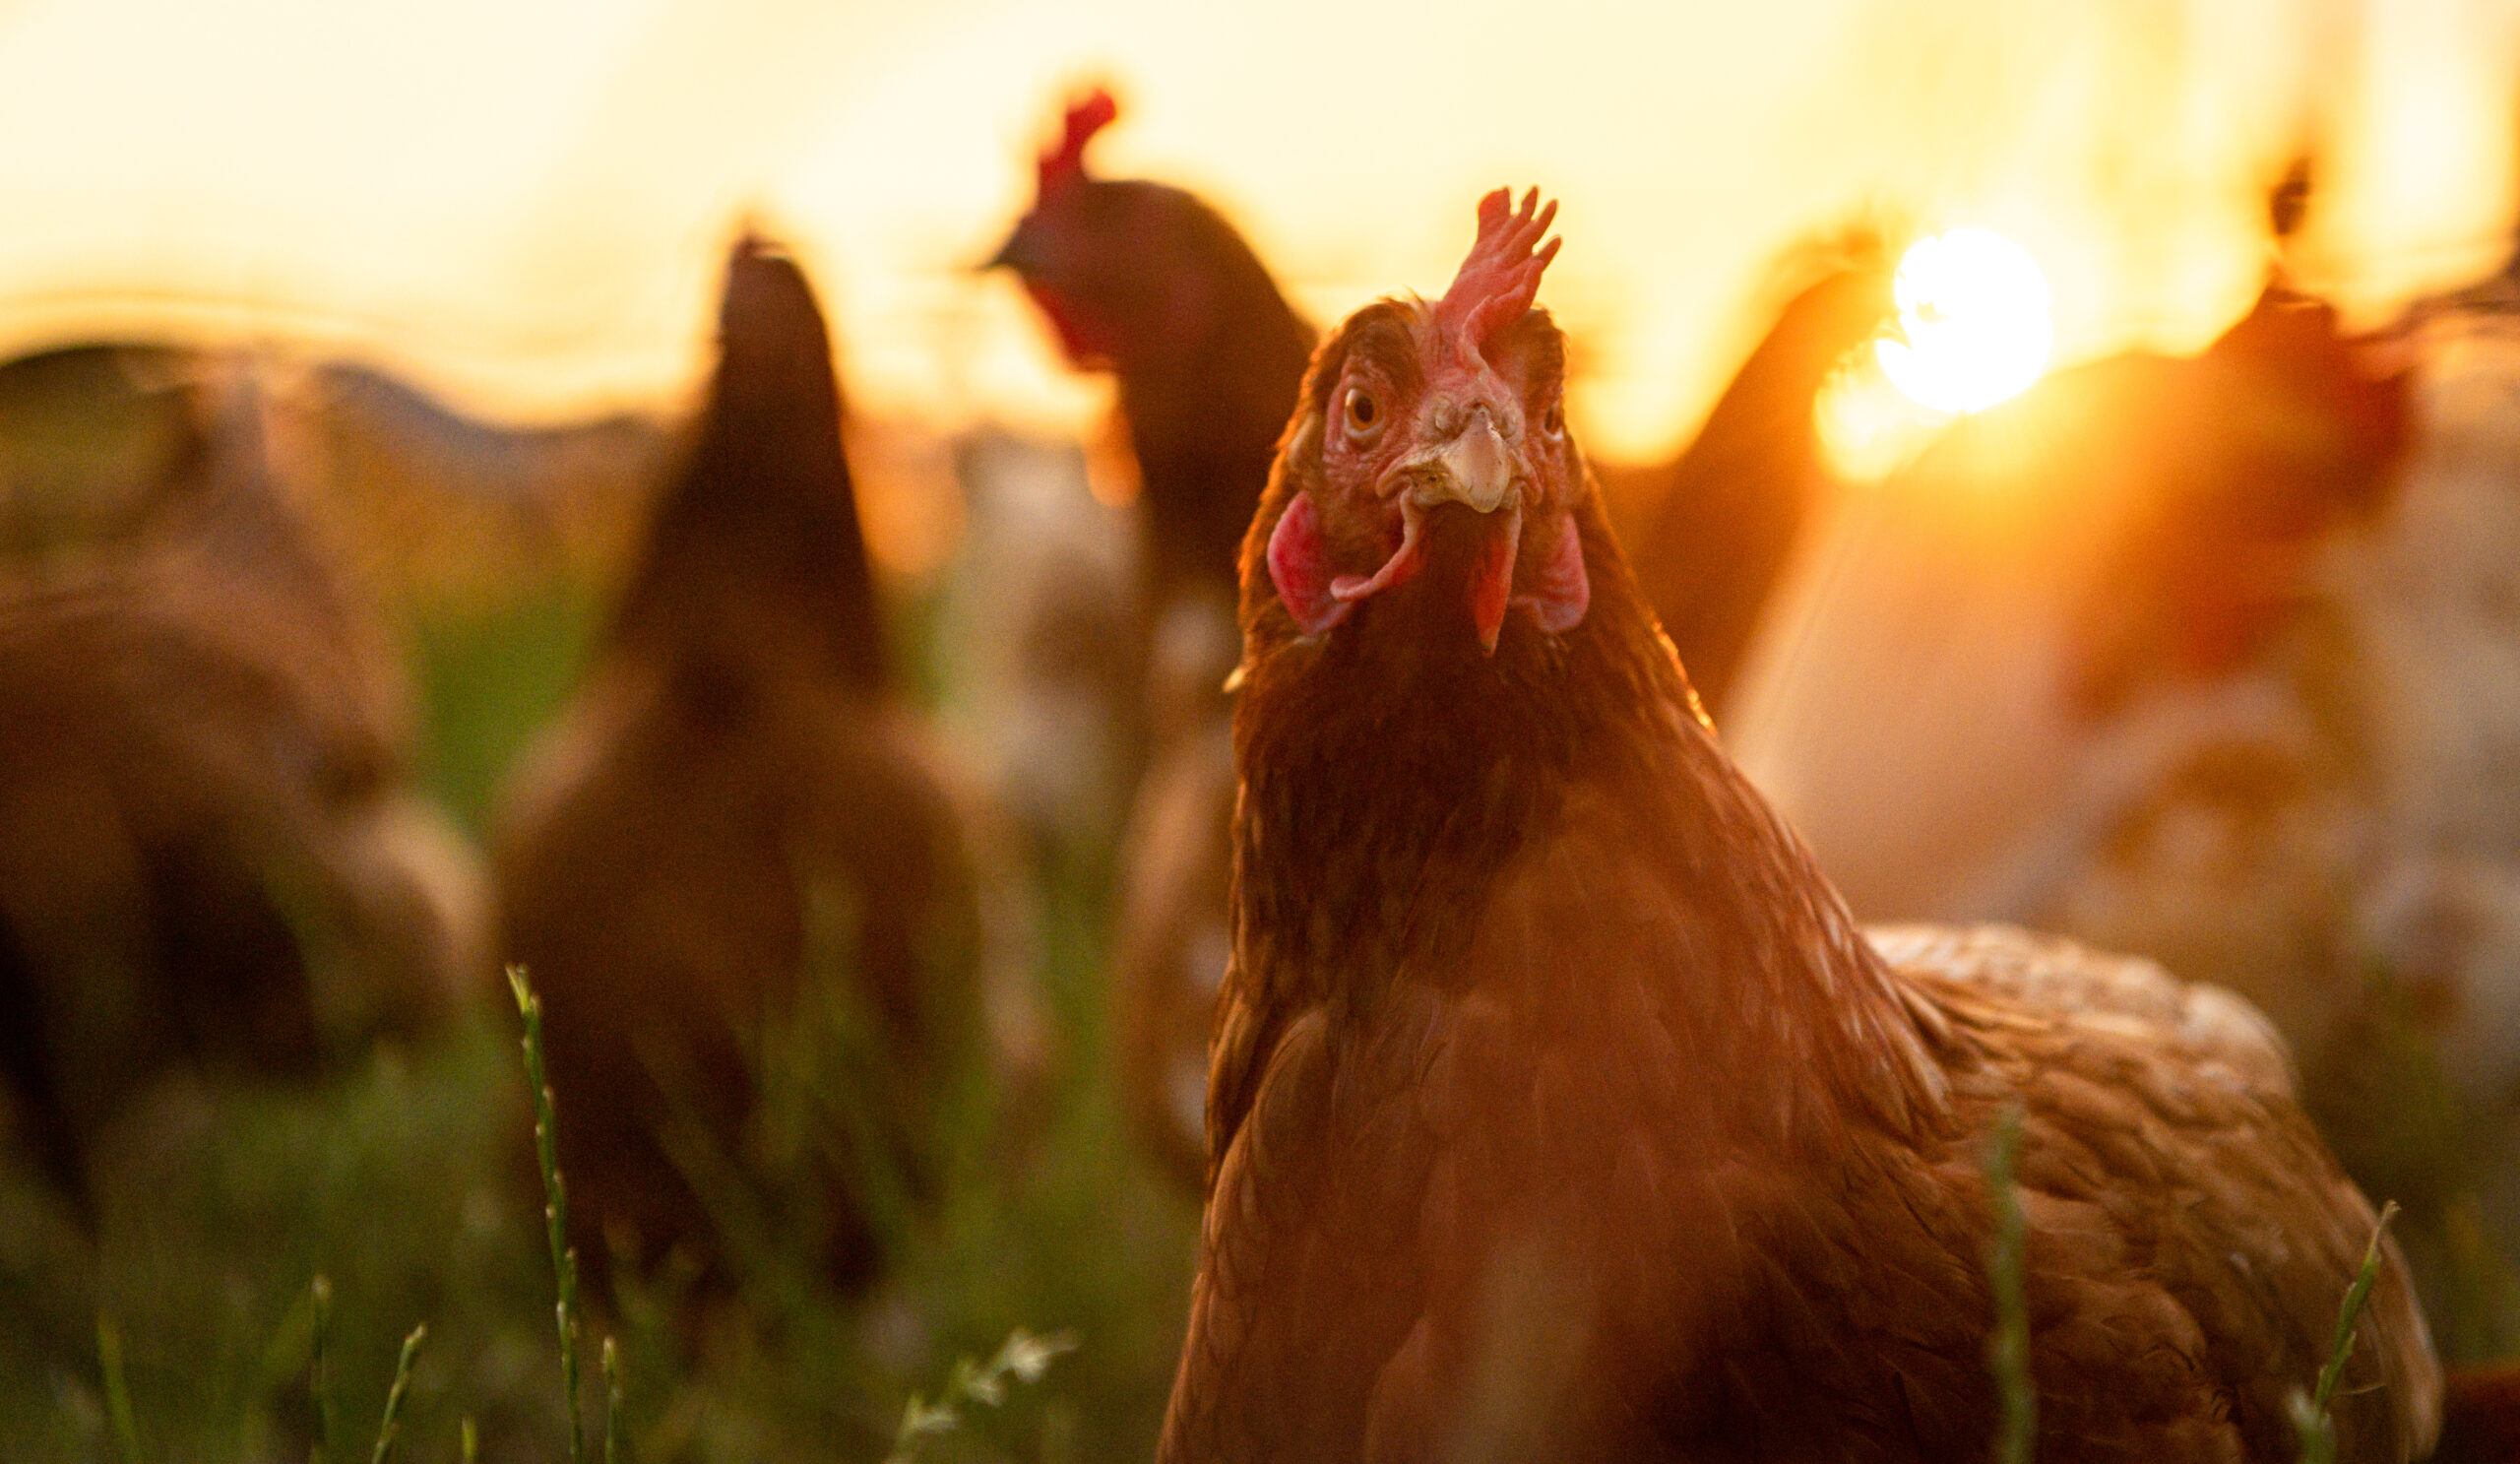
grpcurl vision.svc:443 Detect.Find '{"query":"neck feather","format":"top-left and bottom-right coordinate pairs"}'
top-left (1229, 484), bottom-right (1940, 1141)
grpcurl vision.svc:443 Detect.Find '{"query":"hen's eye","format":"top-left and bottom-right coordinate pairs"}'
top-left (1541, 401), bottom-right (1564, 438)
top-left (1344, 388), bottom-right (1380, 436)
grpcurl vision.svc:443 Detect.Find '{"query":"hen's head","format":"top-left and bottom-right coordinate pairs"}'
top-left (1259, 188), bottom-right (1587, 656)
top-left (988, 88), bottom-right (1289, 374)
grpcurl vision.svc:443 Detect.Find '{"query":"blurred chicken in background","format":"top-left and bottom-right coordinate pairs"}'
top-left (1728, 177), bottom-right (2520, 1357)
top-left (988, 89), bottom-right (1316, 1190)
top-left (1602, 229), bottom-right (1894, 717)
top-left (495, 238), bottom-right (998, 1306)
top-left (0, 350), bottom-right (489, 1222)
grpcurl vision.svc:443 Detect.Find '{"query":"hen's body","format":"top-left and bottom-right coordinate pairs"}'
top-left (496, 240), bottom-right (979, 1300)
top-left (0, 358), bottom-right (485, 1214)
top-left (991, 93), bottom-right (1315, 1188)
top-left (1162, 198), bottom-right (2436, 1462)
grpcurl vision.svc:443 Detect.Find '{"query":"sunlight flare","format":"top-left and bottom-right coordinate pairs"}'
top-left (1875, 228), bottom-right (2053, 414)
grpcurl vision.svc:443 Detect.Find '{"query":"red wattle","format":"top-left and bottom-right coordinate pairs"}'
top-left (1512, 511), bottom-right (1591, 634)
top-left (1267, 491), bottom-right (1352, 637)
top-left (1469, 508), bottom-right (1522, 654)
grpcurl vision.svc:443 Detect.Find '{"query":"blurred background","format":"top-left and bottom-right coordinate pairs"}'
top-left (2, 0), bottom-right (2519, 1459)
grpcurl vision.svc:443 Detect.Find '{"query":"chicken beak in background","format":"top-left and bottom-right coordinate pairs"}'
top-left (1410, 410), bottom-right (1524, 653)
top-left (980, 223), bottom-right (1032, 274)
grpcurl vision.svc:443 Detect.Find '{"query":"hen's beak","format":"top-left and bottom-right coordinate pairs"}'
top-left (1425, 415), bottom-right (1516, 515)
top-left (1406, 414), bottom-right (1524, 653)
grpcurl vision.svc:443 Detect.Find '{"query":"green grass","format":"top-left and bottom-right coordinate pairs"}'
top-left (410, 581), bottom-right (607, 838)
top-left (0, 560), bottom-right (1199, 1458)
top-left (1983, 1106), bottom-right (2035, 1464)
top-left (2288, 1203), bottom-right (2400, 1464)
top-left (506, 967), bottom-right (586, 1464)
top-left (0, 875), bottom-right (1194, 1463)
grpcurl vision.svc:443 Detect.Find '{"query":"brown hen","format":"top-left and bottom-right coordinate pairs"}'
top-left (495, 238), bottom-right (982, 1304)
top-left (0, 356), bottom-right (486, 1219)
top-left (989, 89), bottom-right (1316, 1190)
top-left (1160, 190), bottom-right (2438, 1463)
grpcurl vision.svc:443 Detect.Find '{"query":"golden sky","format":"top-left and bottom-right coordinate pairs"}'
top-left (0, 0), bottom-right (2510, 460)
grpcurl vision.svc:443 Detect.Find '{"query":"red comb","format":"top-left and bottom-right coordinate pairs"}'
top-left (1434, 188), bottom-right (1561, 368)
top-left (1039, 87), bottom-right (1119, 193)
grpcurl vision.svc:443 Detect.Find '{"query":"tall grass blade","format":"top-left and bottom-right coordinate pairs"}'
top-left (368, 1323), bottom-right (426, 1464)
top-left (2291, 1201), bottom-right (2401, 1464)
top-left (509, 964), bottom-right (586, 1464)
top-left (601, 1336), bottom-right (624, 1464)
top-left (310, 1275), bottom-right (338, 1464)
top-left (2317, 1201), bottom-right (2399, 1413)
top-left (95, 1313), bottom-right (141, 1464)
top-left (1983, 1105), bottom-right (2035, 1464)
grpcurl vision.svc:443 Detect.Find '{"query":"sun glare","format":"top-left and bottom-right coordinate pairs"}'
top-left (1874, 227), bottom-right (2053, 414)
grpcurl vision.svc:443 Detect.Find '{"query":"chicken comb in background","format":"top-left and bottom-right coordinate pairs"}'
top-left (1037, 86), bottom-right (1118, 192)
top-left (988, 88), bottom-right (1315, 1192)
top-left (0, 352), bottom-right (489, 1224)
top-left (1160, 188), bottom-right (2438, 1463)
top-left (494, 234), bottom-right (996, 1309)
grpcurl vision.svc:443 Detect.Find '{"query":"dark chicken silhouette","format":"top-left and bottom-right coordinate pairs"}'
top-left (1715, 114), bottom-right (2520, 1370)
top-left (989, 89), bottom-right (1315, 1189)
top-left (1607, 235), bottom-right (1893, 715)
top-left (989, 88), bottom-right (1316, 624)
top-left (1723, 266), bottom-right (2520, 1359)
top-left (0, 354), bottom-right (486, 1217)
top-left (1160, 190), bottom-right (2438, 1462)
top-left (495, 239), bottom-right (981, 1302)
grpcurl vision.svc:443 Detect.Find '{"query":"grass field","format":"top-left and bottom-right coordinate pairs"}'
top-left (0, 572), bottom-right (1201, 1464)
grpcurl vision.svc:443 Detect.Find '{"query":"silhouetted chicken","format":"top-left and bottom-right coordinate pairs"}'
top-left (990, 88), bottom-right (1316, 625)
top-left (0, 353), bottom-right (486, 1218)
top-left (1713, 258), bottom-right (2520, 1333)
top-left (495, 238), bottom-right (982, 1302)
top-left (1161, 189), bottom-right (2438, 1462)
top-left (989, 89), bottom-right (1315, 1189)
top-left (1606, 233), bottom-right (1893, 715)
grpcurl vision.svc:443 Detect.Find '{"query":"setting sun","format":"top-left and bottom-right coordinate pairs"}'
top-left (1874, 227), bottom-right (2054, 414)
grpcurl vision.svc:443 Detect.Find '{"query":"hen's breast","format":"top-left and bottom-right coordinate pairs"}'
top-left (1166, 777), bottom-right (1801, 1462)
